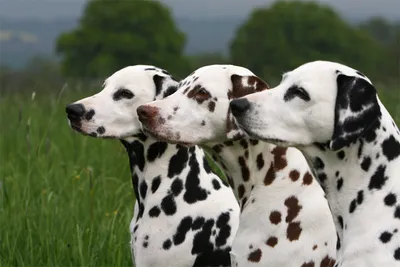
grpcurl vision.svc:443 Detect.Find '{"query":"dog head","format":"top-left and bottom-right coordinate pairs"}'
top-left (137, 64), bottom-right (269, 146)
top-left (230, 60), bottom-right (381, 150)
top-left (65, 65), bottom-right (178, 139)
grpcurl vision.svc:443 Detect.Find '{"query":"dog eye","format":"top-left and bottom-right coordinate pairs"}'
top-left (283, 85), bottom-right (310, 102)
top-left (113, 88), bottom-right (134, 101)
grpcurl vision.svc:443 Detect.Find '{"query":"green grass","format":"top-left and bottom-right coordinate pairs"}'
top-left (0, 85), bottom-right (398, 266)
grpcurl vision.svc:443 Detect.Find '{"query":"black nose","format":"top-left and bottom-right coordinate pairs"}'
top-left (230, 98), bottom-right (251, 117)
top-left (66, 103), bottom-right (85, 119)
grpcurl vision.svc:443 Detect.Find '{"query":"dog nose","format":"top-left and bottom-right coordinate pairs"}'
top-left (66, 103), bottom-right (85, 119)
top-left (230, 98), bottom-right (251, 117)
top-left (137, 105), bottom-right (159, 121)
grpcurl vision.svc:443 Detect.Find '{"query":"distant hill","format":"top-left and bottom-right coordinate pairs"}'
top-left (0, 17), bottom-right (245, 68)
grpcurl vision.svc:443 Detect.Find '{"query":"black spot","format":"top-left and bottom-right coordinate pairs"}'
top-left (113, 88), bottom-right (134, 101)
top-left (368, 165), bottom-right (388, 190)
top-left (338, 216), bottom-right (344, 229)
top-left (133, 224), bottom-right (139, 233)
top-left (349, 199), bottom-right (357, 213)
top-left (395, 206), bottom-right (400, 219)
top-left (394, 248), bottom-right (400, 260)
top-left (163, 85), bottom-right (178, 98)
top-left (212, 179), bottom-right (221, 190)
top-left (183, 150), bottom-right (208, 204)
top-left (361, 157), bottom-right (371, 172)
top-left (149, 206), bottom-right (161, 217)
top-left (240, 139), bottom-right (248, 149)
top-left (123, 140), bottom-right (145, 172)
top-left (203, 156), bottom-right (212, 173)
top-left (215, 212), bottom-right (231, 247)
top-left (168, 146), bottom-right (189, 178)
top-left (284, 85), bottom-right (310, 102)
top-left (170, 178), bottom-right (183, 196)
top-left (384, 193), bottom-right (397, 206)
top-left (161, 194), bottom-right (177, 215)
top-left (139, 181), bottom-right (148, 199)
top-left (193, 248), bottom-right (231, 267)
top-left (314, 157), bottom-right (325, 169)
top-left (151, 176), bottom-right (161, 193)
top-left (335, 171), bottom-right (340, 177)
top-left (318, 173), bottom-right (327, 183)
top-left (153, 74), bottom-right (164, 96)
top-left (96, 126), bottom-right (105, 134)
top-left (147, 142), bottom-right (168, 162)
top-left (238, 156), bottom-right (250, 181)
top-left (382, 135), bottom-right (400, 161)
top-left (336, 232), bottom-right (341, 250)
top-left (358, 139), bottom-right (364, 158)
top-left (380, 231), bottom-right (392, 243)
top-left (138, 203), bottom-right (144, 220)
top-left (173, 216), bottom-right (193, 245)
top-left (85, 109), bottom-right (95, 120)
top-left (192, 217), bottom-right (205, 230)
top-left (143, 242), bottom-right (148, 248)
top-left (357, 190), bottom-right (364, 204)
top-left (192, 219), bottom-right (214, 254)
top-left (337, 151), bottom-right (345, 160)
top-left (163, 239), bottom-right (172, 250)
top-left (256, 153), bottom-right (264, 170)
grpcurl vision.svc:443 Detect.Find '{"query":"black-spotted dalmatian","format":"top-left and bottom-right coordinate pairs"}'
top-left (137, 64), bottom-right (337, 267)
top-left (65, 65), bottom-right (240, 267)
top-left (229, 60), bottom-right (400, 267)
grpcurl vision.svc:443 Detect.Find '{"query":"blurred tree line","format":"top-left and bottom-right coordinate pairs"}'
top-left (1, 0), bottom-right (399, 96)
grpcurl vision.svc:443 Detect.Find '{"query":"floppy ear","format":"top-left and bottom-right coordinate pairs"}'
top-left (330, 73), bottom-right (381, 151)
top-left (226, 74), bottom-right (270, 140)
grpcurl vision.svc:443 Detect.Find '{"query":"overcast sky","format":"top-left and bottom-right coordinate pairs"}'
top-left (0, 0), bottom-right (399, 21)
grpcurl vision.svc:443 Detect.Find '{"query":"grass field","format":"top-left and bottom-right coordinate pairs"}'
top-left (0, 85), bottom-right (399, 266)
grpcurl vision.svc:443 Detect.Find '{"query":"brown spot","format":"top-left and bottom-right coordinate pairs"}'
top-left (269, 211), bottom-right (282, 225)
top-left (266, 236), bottom-right (278, 247)
top-left (285, 196), bottom-right (302, 222)
top-left (187, 85), bottom-right (211, 104)
top-left (320, 255), bottom-right (336, 267)
top-left (289, 169), bottom-right (300, 182)
top-left (264, 163), bottom-right (276, 185)
top-left (303, 171), bottom-right (313, 185)
top-left (271, 147), bottom-right (287, 171)
top-left (287, 222), bottom-right (302, 241)
top-left (238, 184), bottom-right (245, 199)
top-left (238, 156), bottom-right (250, 181)
top-left (230, 74), bottom-right (269, 99)
top-left (208, 101), bottom-right (216, 112)
top-left (247, 248), bottom-right (262, 262)
top-left (183, 87), bottom-right (190, 94)
top-left (313, 245), bottom-right (318, 250)
top-left (301, 262), bottom-right (315, 267)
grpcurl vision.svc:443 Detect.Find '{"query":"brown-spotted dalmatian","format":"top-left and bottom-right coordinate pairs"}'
top-left (65, 65), bottom-right (240, 267)
top-left (230, 60), bottom-right (400, 267)
top-left (137, 64), bottom-right (337, 267)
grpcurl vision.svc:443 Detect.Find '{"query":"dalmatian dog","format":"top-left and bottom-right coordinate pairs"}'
top-left (65, 65), bottom-right (240, 267)
top-left (137, 64), bottom-right (337, 267)
top-left (229, 60), bottom-right (400, 267)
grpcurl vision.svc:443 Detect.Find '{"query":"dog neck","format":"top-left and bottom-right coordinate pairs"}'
top-left (120, 134), bottom-right (197, 221)
top-left (301, 105), bottom-right (400, 262)
top-left (208, 138), bottom-right (295, 210)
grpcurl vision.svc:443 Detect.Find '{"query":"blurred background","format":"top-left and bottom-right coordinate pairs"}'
top-left (0, 0), bottom-right (399, 266)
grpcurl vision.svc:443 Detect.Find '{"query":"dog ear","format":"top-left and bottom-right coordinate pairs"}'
top-left (226, 74), bottom-right (270, 140)
top-left (153, 74), bottom-right (178, 100)
top-left (329, 73), bottom-right (381, 151)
